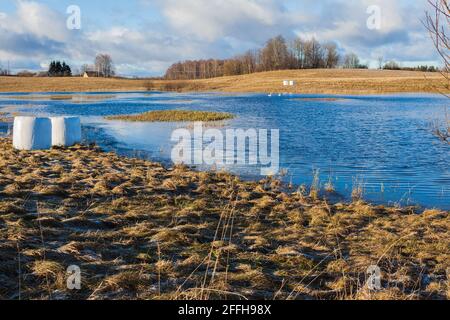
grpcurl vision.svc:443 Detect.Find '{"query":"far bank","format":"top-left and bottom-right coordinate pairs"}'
top-left (0, 69), bottom-right (447, 95)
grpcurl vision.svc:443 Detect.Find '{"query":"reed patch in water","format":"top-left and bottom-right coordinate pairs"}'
top-left (106, 110), bottom-right (235, 122)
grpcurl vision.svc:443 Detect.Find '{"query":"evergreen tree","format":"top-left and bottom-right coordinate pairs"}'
top-left (55, 61), bottom-right (62, 76)
top-left (48, 61), bottom-right (56, 76)
top-left (61, 62), bottom-right (72, 76)
top-left (48, 60), bottom-right (72, 77)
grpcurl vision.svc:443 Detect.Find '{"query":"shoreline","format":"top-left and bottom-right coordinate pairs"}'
top-left (0, 137), bottom-right (448, 300)
top-left (0, 90), bottom-right (447, 98)
top-left (1, 69), bottom-right (448, 95)
top-left (1, 121), bottom-right (446, 211)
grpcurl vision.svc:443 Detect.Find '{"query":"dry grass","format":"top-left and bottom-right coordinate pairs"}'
top-left (0, 112), bottom-right (13, 122)
top-left (1, 69), bottom-right (448, 94)
top-left (0, 137), bottom-right (448, 300)
top-left (106, 110), bottom-right (234, 122)
top-left (0, 76), bottom-right (146, 93)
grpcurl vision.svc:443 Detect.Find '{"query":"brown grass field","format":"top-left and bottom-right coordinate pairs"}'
top-left (0, 137), bottom-right (448, 300)
top-left (1, 69), bottom-right (448, 95)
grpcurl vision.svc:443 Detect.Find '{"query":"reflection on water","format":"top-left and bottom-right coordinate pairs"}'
top-left (0, 93), bottom-right (117, 102)
top-left (0, 91), bottom-right (449, 209)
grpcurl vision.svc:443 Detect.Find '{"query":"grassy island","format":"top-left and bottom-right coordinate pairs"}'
top-left (106, 110), bottom-right (234, 122)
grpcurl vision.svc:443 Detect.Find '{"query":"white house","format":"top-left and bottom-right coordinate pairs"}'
top-left (83, 71), bottom-right (99, 78)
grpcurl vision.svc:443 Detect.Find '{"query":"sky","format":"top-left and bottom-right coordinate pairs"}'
top-left (0, 0), bottom-right (442, 77)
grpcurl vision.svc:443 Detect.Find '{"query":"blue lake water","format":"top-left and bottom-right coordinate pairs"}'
top-left (0, 91), bottom-right (449, 210)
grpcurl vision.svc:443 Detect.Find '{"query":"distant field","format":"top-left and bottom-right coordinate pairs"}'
top-left (0, 76), bottom-right (147, 93)
top-left (0, 69), bottom-right (448, 94)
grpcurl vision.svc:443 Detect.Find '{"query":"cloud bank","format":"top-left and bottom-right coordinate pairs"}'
top-left (0, 0), bottom-right (441, 76)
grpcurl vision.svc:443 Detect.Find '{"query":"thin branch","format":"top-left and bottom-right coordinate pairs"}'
top-left (425, 1), bottom-right (450, 143)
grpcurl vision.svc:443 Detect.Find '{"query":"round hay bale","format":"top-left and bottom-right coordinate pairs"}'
top-left (13, 116), bottom-right (52, 150)
top-left (51, 117), bottom-right (82, 147)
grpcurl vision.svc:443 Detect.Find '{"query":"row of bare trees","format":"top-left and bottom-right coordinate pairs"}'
top-left (80, 54), bottom-right (115, 77)
top-left (164, 60), bottom-right (226, 80)
top-left (165, 36), bottom-right (365, 80)
top-left (0, 63), bottom-right (10, 76)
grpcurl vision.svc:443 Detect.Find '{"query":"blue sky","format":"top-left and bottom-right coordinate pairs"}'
top-left (0, 0), bottom-right (442, 76)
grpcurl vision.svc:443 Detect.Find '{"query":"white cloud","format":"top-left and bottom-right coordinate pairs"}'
top-left (156, 0), bottom-right (306, 42)
top-left (82, 27), bottom-right (220, 67)
top-left (0, 0), bottom-right (71, 68)
top-left (291, 0), bottom-right (439, 67)
top-left (1, 1), bottom-right (69, 41)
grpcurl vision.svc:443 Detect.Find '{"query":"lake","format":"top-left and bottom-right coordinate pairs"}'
top-left (0, 91), bottom-right (449, 209)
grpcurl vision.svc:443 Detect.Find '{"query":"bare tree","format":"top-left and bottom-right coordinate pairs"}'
top-left (223, 59), bottom-right (242, 76)
top-left (343, 53), bottom-right (360, 69)
top-left (377, 56), bottom-right (384, 70)
top-left (260, 36), bottom-right (291, 71)
top-left (0, 62), bottom-right (7, 76)
top-left (80, 64), bottom-right (90, 74)
top-left (323, 42), bottom-right (340, 68)
top-left (244, 51), bottom-right (257, 74)
top-left (290, 37), bottom-right (306, 69)
top-left (425, 0), bottom-right (450, 143)
top-left (95, 54), bottom-right (115, 77)
top-left (304, 38), bottom-right (324, 68)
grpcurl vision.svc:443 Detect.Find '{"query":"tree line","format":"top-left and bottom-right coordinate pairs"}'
top-left (382, 60), bottom-right (437, 72)
top-left (165, 35), bottom-right (367, 80)
top-left (48, 61), bottom-right (72, 77)
top-left (26, 54), bottom-right (115, 78)
top-left (0, 62), bottom-right (10, 76)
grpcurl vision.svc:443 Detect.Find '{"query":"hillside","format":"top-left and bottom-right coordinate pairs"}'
top-left (0, 69), bottom-right (447, 95)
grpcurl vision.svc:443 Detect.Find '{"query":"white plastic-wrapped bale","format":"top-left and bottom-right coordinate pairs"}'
top-left (51, 117), bottom-right (82, 147)
top-left (13, 117), bottom-right (52, 150)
